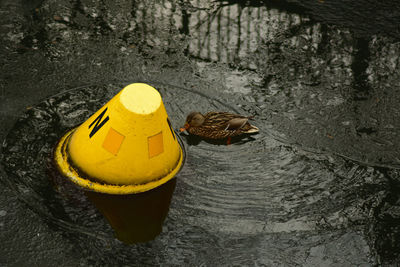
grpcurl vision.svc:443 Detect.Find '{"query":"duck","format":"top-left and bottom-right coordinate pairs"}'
top-left (180, 111), bottom-right (259, 144)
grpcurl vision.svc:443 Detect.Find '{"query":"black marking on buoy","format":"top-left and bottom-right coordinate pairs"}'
top-left (167, 117), bottom-right (176, 140)
top-left (88, 107), bottom-right (109, 138)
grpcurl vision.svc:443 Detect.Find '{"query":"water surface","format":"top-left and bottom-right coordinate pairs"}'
top-left (1, 0), bottom-right (400, 265)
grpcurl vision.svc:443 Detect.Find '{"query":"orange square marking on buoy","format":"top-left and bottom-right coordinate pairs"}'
top-left (148, 131), bottom-right (163, 158)
top-left (102, 127), bottom-right (125, 156)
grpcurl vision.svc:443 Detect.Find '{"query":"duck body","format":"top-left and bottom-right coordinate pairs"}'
top-left (182, 111), bottom-right (259, 140)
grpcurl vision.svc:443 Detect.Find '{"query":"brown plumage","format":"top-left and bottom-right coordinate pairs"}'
top-left (180, 111), bottom-right (259, 141)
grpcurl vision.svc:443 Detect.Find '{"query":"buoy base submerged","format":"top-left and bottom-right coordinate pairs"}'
top-left (54, 129), bottom-right (184, 195)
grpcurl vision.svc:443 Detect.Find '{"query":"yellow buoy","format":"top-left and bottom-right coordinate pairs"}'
top-left (54, 83), bottom-right (184, 194)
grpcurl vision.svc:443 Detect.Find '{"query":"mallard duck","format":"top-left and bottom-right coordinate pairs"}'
top-left (180, 111), bottom-right (259, 144)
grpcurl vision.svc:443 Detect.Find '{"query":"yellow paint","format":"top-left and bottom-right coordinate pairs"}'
top-left (102, 127), bottom-right (125, 155)
top-left (148, 131), bottom-right (164, 158)
top-left (54, 83), bottom-right (184, 194)
top-left (120, 83), bottom-right (161, 114)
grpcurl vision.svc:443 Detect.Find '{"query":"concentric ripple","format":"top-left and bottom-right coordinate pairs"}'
top-left (1, 81), bottom-right (385, 265)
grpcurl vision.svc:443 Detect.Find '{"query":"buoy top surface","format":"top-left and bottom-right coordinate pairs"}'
top-left (120, 83), bottom-right (161, 115)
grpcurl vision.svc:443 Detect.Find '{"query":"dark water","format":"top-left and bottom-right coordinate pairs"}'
top-left (1, 0), bottom-right (400, 266)
top-left (1, 81), bottom-right (380, 266)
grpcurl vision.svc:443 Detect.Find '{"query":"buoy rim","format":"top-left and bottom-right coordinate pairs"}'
top-left (54, 129), bottom-right (184, 194)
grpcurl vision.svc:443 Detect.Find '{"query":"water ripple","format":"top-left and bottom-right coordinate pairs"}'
top-left (1, 81), bottom-right (386, 265)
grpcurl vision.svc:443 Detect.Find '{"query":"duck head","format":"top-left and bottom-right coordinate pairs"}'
top-left (180, 112), bottom-right (205, 132)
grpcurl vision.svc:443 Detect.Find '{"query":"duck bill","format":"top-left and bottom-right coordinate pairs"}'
top-left (179, 123), bottom-right (190, 132)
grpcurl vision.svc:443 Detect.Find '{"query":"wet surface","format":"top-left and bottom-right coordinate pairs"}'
top-left (2, 81), bottom-right (381, 266)
top-left (1, 0), bottom-right (400, 266)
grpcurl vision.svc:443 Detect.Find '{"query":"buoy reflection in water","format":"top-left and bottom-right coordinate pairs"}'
top-left (85, 178), bottom-right (177, 244)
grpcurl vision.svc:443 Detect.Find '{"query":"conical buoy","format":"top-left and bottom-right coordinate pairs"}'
top-left (54, 83), bottom-right (184, 194)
